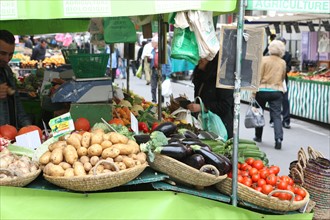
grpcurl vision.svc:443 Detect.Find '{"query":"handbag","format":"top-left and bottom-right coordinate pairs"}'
top-left (244, 99), bottom-right (265, 128)
top-left (171, 107), bottom-right (202, 129)
top-left (195, 97), bottom-right (228, 141)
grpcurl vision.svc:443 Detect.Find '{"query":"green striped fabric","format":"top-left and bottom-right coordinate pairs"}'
top-left (241, 79), bottom-right (330, 124)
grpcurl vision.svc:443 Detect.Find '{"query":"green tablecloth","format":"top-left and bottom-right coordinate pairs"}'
top-left (241, 78), bottom-right (330, 124)
top-left (0, 186), bottom-right (313, 220)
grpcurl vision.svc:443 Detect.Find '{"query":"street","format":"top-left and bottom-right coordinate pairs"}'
top-left (116, 74), bottom-right (330, 176)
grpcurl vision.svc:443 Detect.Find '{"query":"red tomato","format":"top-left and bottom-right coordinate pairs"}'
top-left (237, 163), bottom-right (241, 170)
top-left (259, 169), bottom-right (269, 179)
top-left (294, 194), bottom-right (303, 201)
top-left (281, 175), bottom-right (291, 184)
top-left (237, 175), bottom-right (244, 183)
top-left (251, 173), bottom-right (260, 183)
top-left (242, 177), bottom-right (252, 187)
top-left (296, 188), bottom-right (307, 198)
top-left (278, 193), bottom-right (289, 200)
top-left (269, 165), bottom-right (280, 175)
top-left (257, 179), bottom-right (267, 187)
top-left (240, 171), bottom-right (249, 177)
top-left (245, 157), bottom-right (255, 166)
top-left (227, 172), bottom-right (233, 178)
top-left (277, 180), bottom-right (288, 190)
top-left (255, 186), bottom-right (262, 192)
top-left (266, 174), bottom-right (277, 186)
top-left (151, 122), bottom-right (159, 131)
top-left (272, 192), bottom-right (280, 197)
top-left (261, 184), bottom-right (273, 195)
top-left (288, 177), bottom-right (294, 186)
top-left (74, 118), bottom-right (90, 131)
top-left (249, 168), bottom-right (259, 176)
top-left (0, 124), bottom-right (17, 140)
top-left (252, 160), bottom-right (264, 170)
top-left (240, 163), bottom-right (249, 171)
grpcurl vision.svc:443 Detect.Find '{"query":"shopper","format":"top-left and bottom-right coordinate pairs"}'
top-left (270, 37), bottom-right (292, 129)
top-left (30, 38), bottom-right (47, 61)
top-left (105, 44), bottom-right (120, 82)
top-left (254, 40), bottom-right (287, 150)
top-left (0, 30), bottom-right (32, 128)
top-left (23, 35), bottom-right (33, 49)
top-left (150, 35), bottom-right (172, 103)
top-left (186, 52), bottom-right (234, 139)
top-left (141, 39), bottom-right (153, 85)
top-left (263, 34), bottom-right (276, 56)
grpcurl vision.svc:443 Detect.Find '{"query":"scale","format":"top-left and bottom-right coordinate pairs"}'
top-left (51, 76), bottom-right (113, 103)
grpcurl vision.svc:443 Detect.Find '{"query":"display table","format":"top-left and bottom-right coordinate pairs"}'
top-left (0, 186), bottom-right (313, 220)
top-left (241, 77), bottom-right (330, 124)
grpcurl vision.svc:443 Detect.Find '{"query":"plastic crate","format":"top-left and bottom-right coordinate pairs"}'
top-left (61, 49), bottom-right (89, 64)
top-left (68, 53), bottom-right (109, 78)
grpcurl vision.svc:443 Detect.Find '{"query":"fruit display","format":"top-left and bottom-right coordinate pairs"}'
top-left (288, 69), bottom-right (330, 82)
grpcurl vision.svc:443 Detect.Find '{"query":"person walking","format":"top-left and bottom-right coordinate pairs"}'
top-left (105, 44), bottom-right (120, 82)
top-left (30, 38), bottom-right (47, 61)
top-left (141, 39), bottom-right (153, 85)
top-left (150, 35), bottom-right (172, 103)
top-left (270, 37), bottom-right (292, 129)
top-left (186, 52), bottom-right (234, 139)
top-left (253, 40), bottom-right (287, 150)
top-left (0, 30), bottom-right (32, 128)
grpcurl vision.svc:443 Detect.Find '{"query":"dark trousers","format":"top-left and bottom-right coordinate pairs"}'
top-left (151, 68), bottom-right (164, 103)
top-left (255, 91), bottom-right (283, 141)
top-left (269, 88), bottom-right (290, 125)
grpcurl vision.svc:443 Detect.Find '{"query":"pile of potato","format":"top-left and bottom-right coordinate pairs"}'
top-left (39, 129), bottom-right (147, 177)
top-left (0, 148), bottom-right (39, 180)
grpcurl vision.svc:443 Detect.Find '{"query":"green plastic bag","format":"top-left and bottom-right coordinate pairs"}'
top-left (103, 17), bottom-right (137, 43)
top-left (136, 65), bottom-right (142, 79)
top-left (171, 27), bottom-right (199, 65)
top-left (196, 97), bottom-right (228, 141)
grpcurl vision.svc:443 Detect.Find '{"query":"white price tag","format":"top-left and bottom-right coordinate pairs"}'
top-left (15, 130), bottom-right (41, 150)
top-left (130, 112), bottom-right (139, 135)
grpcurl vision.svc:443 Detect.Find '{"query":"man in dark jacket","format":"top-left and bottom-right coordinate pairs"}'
top-left (187, 52), bottom-right (234, 139)
top-left (0, 30), bottom-right (32, 128)
top-left (31, 38), bottom-right (47, 61)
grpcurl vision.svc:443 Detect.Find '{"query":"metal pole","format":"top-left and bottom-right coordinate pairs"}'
top-left (157, 15), bottom-right (164, 121)
top-left (126, 58), bottom-right (130, 93)
top-left (232, 0), bottom-right (246, 207)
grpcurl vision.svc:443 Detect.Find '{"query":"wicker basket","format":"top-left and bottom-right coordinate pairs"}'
top-left (44, 160), bottom-right (147, 192)
top-left (215, 178), bottom-right (310, 212)
top-left (0, 168), bottom-right (41, 187)
top-left (148, 154), bottom-right (227, 188)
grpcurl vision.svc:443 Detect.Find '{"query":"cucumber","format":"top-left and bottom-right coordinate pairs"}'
top-left (239, 150), bottom-right (266, 159)
top-left (238, 138), bottom-right (257, 145)
top-left (238, 144), bottom-right (259, 150)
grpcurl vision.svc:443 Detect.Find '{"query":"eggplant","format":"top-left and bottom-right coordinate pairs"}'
top-left (195, 143), bottom-right (212, 152)
top-left (154, 122), bottom-right (177, 137)
top-left (217, 154), bottom-right (232, 174)
top-left (184, 154), bottom-right (205, 169)
top-left (159, 144), bottom-right (187, 160)
top-left (184, 145), bottom-right (193, 156)
top-left (168, 138), bottom-right (182, 144)
top-left (181, 138), bottom-right (202, 146)
top-left (179, 129), bottom-right (199, 139)
top-left (133, 134), bottom-right (150, 145)
top-left (192, 146), bottom-right (227, 175)
top-left (169, 133), bottom-right (185, 139)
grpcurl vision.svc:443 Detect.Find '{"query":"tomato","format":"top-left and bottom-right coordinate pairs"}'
top-left (237, 163), bottom-right (241, 170)
top-left (259, 169), bottom-right (269, 179)
top-left (281, 175), bottom-right (291, 184)
top-left (74, 118), bottom-right (90, 131)
top-left (269, 165), bottom-right (280, 175)
top-left (245, 157), bottom-right (255, 166)
top-left (108, 118), bottom-right (125, 126)
top-left (257, 179), bottom-right (266, 187)
top-left (0, 124), bottom-right (17, 140)
top-left (17, 125), bottom-right (43, 140)
top-left (251, 173), bottom-right (260, 183)
top-left (227, 172), bottom-right (233, 178)
top-left (261, 184), bottom-right (273, 195)
top-left (249, 168), bottom-right (259, 176)
top-left (242, 177), bottom-right (252, 187)
top-left (237, 175), bottom-right (244, 183)
top-left (240, 170), bottom-right (249, 177)
top-left (278, 193), bottom-right (289, 200)
top-left (296, 188), bottom-right (307, 198)
top-left (138, 122), bottom-right (149, 133)
top-left (266, 174), bottom-right (277, 186)
top-left (255, 186), bottom-right (262, 192)
top-left (240, 163), bottom-right (249, 171)
top-left (151, 122), bottom-right (159, 131)
top-left (272, 192), bottom-right (280, 197)
top-left (252, 160), bottom-right (264, 170)
top-left (288, 177), bottom-right (294, 186)
top-left (277, 180), bottom-right (288, 190)
top-left (294, 194), bottom-right (303, 201)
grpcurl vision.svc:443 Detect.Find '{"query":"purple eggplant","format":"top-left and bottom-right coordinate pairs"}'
top-left (154, 122), bottom-right (177, 137)
top-left (158, 144), bottom-right (187, 160)
top-left (184, 154), bottom-right (205, 169)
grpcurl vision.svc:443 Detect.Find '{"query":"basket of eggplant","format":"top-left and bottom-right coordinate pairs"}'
top-left (139, 129), bottom-right (231, 188)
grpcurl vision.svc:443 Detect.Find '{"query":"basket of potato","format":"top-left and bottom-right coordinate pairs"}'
top-left (40, 129), bottom-right (148, 192)
top-left (0, 148), bottom-right (41, 187)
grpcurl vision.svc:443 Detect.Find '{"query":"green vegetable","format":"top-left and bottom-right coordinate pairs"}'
top-left (110, 124), bottom-right (135, 140)
top-left (140, 131), bottom-right (168, 162)
top-left (92, 122), bottom-right (111, 133)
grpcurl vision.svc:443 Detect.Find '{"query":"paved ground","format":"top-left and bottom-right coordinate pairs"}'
top-left (115, 74), bottom-right (330, 176)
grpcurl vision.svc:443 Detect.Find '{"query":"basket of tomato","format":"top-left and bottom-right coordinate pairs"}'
top-left (215, 158), bottom-right (310, 212)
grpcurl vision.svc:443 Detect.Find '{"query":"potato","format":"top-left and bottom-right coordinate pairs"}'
top-left (88, 144), bottom-right (103, 157)
top-left (136, 152), bottom-right (147, 164)
top-left (128, 154), bottom-right (138, 160)
top-left (101, 140), bottom-right (112, 149)
top-left (127, 140), bottom-right (140, 154)
top-left (39, 151), bottom-right (51, 165)
top-left (59, 162), bottom-right (72, 170)
top-left (109, 132), bottom-right (128, 144)
top-left (50, 147), bottom-right (63, 165)
top-left (102, 169), bottom-right (111, 173)
top-left (115, 162), bottom-right (126, 170)
top-left (48, 141), bottom-right (66, 151)
top-left (102, 147), bottom-right (120, 159)
top-left (106, 157), bottom-right (114, 163)
top-left (91, 133), bottom-right (103, 145)
top-left (112, 143), bottom-right (134, 155)
top-left (77, 147), bottom-right (88, 157)
top-left (114, 155), bottom-right (123, 162)
top-left (135, 160), bottom-right (142, 166)
top-left (73, 162), bottom-right (86, 176)
top-left (123, 157), bottom-right (135, 168)
top-left (64, 168), bottom-right (74, 177)
top-left (83, 162), bottom-right (92, 172)
top-left (103, 133), bottom-right (111, 141)
top-left (90, 156), bottom-right (99, 166)
top-left (80, 155), bottom-right (89, 164)
top-left (95, 164), bottom-right (104, 174)
top-left (70, 133), bottom-right (82, 142)
top-left (43, 163), bottom-right (54, 175)
top-left (81, 132), bottom-right (91, 148)
top-left (66, 135), bottom-right (81, 149)
top-left (91, 128), bottom-right (105, 135)
top-left (49, 165), bottom-right (65, 177)
top-left (63, 145), bottom-right (78, 165)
